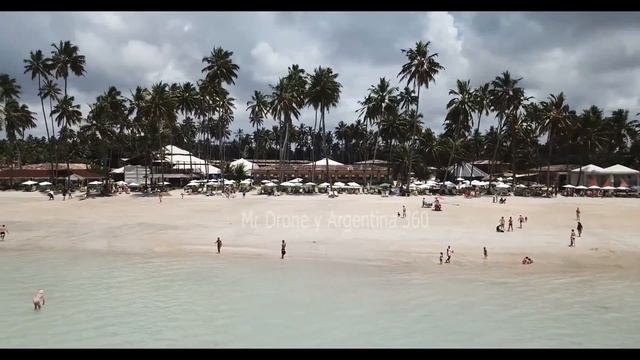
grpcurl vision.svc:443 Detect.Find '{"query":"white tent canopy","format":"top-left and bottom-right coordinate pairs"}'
top-left (38, 181), bottom-right (53, 186)
top-left (600, 164), bottom-right (639, 175)
top-left (571, 164), bottom-right (604, 173)
top-left (306, 158), bottom-right (344, 166)
top-left (230, 158), bottom-right (258, 174)
top-left (110, 167), bottom-right (125, 174)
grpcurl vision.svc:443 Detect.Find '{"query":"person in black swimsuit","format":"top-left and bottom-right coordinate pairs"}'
top-left (216, 237), bottom-right (222, 254)
top-left (281, 240), bottom-right (287, 259)
top-left (577, 222), bottom-right (583, 237)
top-left (439, 252), bottom-right (443, 265)
top-left (0, 224), bottom-right (7, 241)
top-left (483, 247), bottom-right (488, 259)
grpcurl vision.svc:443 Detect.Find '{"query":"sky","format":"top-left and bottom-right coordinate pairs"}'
top-left (2, 11), bottom-right (640, 139)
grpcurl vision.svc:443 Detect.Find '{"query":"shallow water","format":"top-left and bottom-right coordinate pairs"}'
top-left (1, 250), bottom-right (639, 348)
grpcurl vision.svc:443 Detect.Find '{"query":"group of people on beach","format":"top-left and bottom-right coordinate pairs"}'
top-left (569, 207), bottom-right (584, 247)
top-left (496, 214), bottom-right (527, 232)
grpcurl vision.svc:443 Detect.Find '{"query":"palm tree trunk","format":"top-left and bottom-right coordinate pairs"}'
top-left (405, 84), bottom-right (421, 192)
top-left (49, 97), bottom-right (59, 185)
top-left (279, 119), bottom-right (290, 183)
top-left (362, 121), bottom-right (370, 187)
top-left (321, 108), bottom-right (332, 194)
top-left (387, 139), bottom-right (393, 180)
top-left (445, 139), bottom-right (457, 184)
top-left (369, 125), bottom-right (380, 188)
top-left (37, 76), bottom-right (54, 182)
top-left (489, 118), bottom-right (504, 192)
top-left (546, 130), bottom-right (554, 189)
top-left (469, 112), bottom-right (483, 180)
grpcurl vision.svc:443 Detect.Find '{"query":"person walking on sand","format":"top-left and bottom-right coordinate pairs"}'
top-left (576, 207), bottom-right (581, 221)
top-left (33, 290), bottom-right (45, 310)
top-left (159, 191), bottom-right (162, 203)
top-left (483, 247), bottom-right (488, 259)
top-left (439, 252), bottom-right (443, 265)
top-left (0, 224), bottom-right (8, 241)
top-left (569, 229), bottom-right (576, 247)
top-left (499, 216), bottom-right (505, 231)
top-left (216, 237), bottom-right (222, 254)
top-left (62, 188), bottom-right (67, 201)
top-left (402, 205), bottom-right (406, 218)
top-left (577, 221), bottom-right (583, 237)
top-left (508, 217), bottom-right (514, 232)
top-left (519, 215), bottom-right (524, 229)
top-left (181, 192), bottom-right (184, 199)
top-left (281, 240), bottom-right (287, 259)
top-left (445, 253), bottom-right (451, 264)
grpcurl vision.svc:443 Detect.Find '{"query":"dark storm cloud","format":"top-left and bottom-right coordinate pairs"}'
top-left (2, 11), bottom-right (640, 139)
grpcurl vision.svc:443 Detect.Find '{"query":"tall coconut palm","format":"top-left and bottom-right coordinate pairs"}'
top-left (469, 82), bottom-right (490, 179)
top-left (246, 90), bottom-right (269, 178)
top-left (50, 40), bottom-right (86, 96)
top-left (443, 79), bottom-right (476, 182)
top-left (201, 47), bottom-right (240, 87)
top-left (306, 66), bottom-right (341, 192)
top-left (574, 106), bottom-right (606, 185)
top-left (488, 71), bottom-right (525, 187)
top-left (143, 82), bottom-right (177, 187)
top-left (398, 40), bottom-right (444, 191)
top-left (39, 78), bottom-right (63, 180)
top-left (270, 75), bottom-right (305, 182)
top-left (540, 92), bottom-right (572, 188)
top-left (51, 95), bottom-right (82, 185)
top-left (175, 82), bottom-right (199, 178)
top-left (2, 100), bottom-right (36, 171)
top-left (363, 78), bottom-right (397, 188)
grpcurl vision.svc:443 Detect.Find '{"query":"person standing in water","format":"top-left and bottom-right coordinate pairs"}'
top-left (507, 217), bottom-right (514, 232)
top-left (499, 217), bottom-right (505, 231)
top-left (281, 240), bottom-right (287, 259)
top-left (576, 207), bottom-right (581, 221)
top-left (439, 252), bottom-right (443, 265)
top-left (216, 237), bottom-right (222, 254)
top-left (483, 247), bottom-right (488, 259)
top-left (518, 215), bottom-right (524, 229)
top-left (402, 205), bottom-right (406, 218)
top-left (33, 290), bottom-right (45, 310)
top-left (0, 224), bottom-right (7, 241)
top-left (577, 221), bottom-right (583, 237)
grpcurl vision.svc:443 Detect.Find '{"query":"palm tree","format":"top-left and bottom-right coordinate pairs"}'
top-left (201, 47), bottom-right (240, 86)
top-left (39, 78), bottom-right (63, 181)
top-left (469, 82), bottom-right (490, 179)
top-left (540, 92), bottom-right (572, 188)
top-left (270, 74), bottom-right (305, 182)
top-left (488, 71), bottom-right (525, 187)
top-left (246, 90), bottom-right (269, 178)
top-left (574, 106), bottom-right (606, 185)
top-left (50, 40), bottom-right (86, 96)
top-left (143, 82), bottom-right (177, 188)
top-left (1, 74), bottom-right (22, 127)
top-left (2, 100), bottom-right (36, 172)
top-left (363, 78), bottom-right (398, 187)
top-left (398, 40), bottom-right (444, 191)
top-left (175, 82), bottom-right (199, 179)
top-left (443, 79), bottom-right (475, 182)
top-left (306, 66), bottom-right (341, 192)
top-left (51, 95), bottom-right (82, 186)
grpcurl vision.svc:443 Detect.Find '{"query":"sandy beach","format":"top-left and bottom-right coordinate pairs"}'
top-left (1, 190), bottom-right (639, 273)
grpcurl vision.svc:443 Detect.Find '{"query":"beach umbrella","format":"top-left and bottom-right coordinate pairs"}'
top-left (530, 184), bottom-right (544, 188)
top-left (263, 182), bottom-right (277, 187)
top-left (412, 181), bottom-right (424, 185)
top-left (456, 177), bottom-right (465, 182)
top-left (21, 180), bottom-right (38, 185)
top-left (616, 186), bottom-right (629, 190)
top-left (562, 184), bottom-right (575, 188)
top-left (459, 183), bottom-right (471, 188)
top-left (495, 183), bottom-right (511, 189)
top-left (601, 186), bottom-right (616, 190)
top-left (240, 179), bottom-right (252, 185)
top-left (470, 180), bottom-right (481, 186)
top-left (128, 182), bottom-right (140, 187)
top-left (379, 183), bottom-right (391, 188)
top-left (317, 182), bottom-right (330, 187)
top-left (333, 182), bottom-right (346, 188)
top-left (588, 185), bottom-right (601, 189)
top-left (575, 185), bottom-right (587, 190)
top-left (88, 181), bottom-right (103, 185)
top-left (38, 181), bottom-right (52, 186)
top-left (261, 179), bottom-right (271, 184)
top-left (444, 181), bottom-right (455, 187)
top-left (506, 177), bottom-right (513, 180)
top-left (304, 182), bottom-right (317, 187)
top-left (516, 184), bottom-right (527, 188)
top-left (347, 182), bottom-right (361, 187)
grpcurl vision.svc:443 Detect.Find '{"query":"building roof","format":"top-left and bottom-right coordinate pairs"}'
top-left (571, 164), bottom-right (604, 173)
top-left (0, 168), bottom-right (101, 179)
top-left (305, 158), bottom-right (344, 166)
top-left (527, 164), bottom-right (577, 173)
top-left (447, 162), bottom-right (489, 178)
top-left (601, 164), bottom-right (640, 175)
top-left (20, 163), bottom-right (89, 170)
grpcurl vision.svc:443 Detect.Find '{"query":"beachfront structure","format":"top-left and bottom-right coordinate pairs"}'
top-left (122, 145), bottom-right (221, 186)
top-left (229, 158), bottom-right (258, 175)
top-left (251, 158), bottom-right (388, 183)
top-left (0, 168), bottom-right (102, 188)
top-left (447, 162), bottom-right (490, 180)
top-left (569, 164), bottom-right (640, 187)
